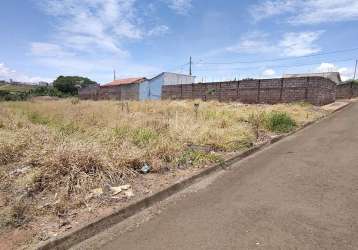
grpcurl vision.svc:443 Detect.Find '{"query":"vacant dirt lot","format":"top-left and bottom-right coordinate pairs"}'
top-left (0, 99), bottom-right (326, 249)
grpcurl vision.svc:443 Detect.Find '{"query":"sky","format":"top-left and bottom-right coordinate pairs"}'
top-left (1, 0), bottom-right (358, 84)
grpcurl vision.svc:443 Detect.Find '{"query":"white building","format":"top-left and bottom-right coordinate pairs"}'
top-left (283, 72), bottom-right (342, 85)
top-left (139, 72), bottom-right (195, 100)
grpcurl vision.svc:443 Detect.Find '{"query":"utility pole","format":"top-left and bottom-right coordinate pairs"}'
top-left (113, 69), bottom-right (116, 81)
top-left (354, 59), bottom-right (357, 80)
top-left (189, 56), bottom-right (192, 76)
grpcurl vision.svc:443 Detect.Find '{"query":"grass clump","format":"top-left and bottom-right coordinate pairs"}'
top-left (131, 128), bottom-right (158, 147)
top-left (57, 122), bottom-right (81, 136)
top-left (265, 112), bottom-right (296, 133)
top-left (113, 126), bottom-right (131, 140)
top-left (27, 111), bottom-right (50, 125)
top-left (248, 111), bottom-right (266, 139)
top-left (0, 133), bottom-right (28, 165)
top-left (176, 149), bottom-right (222, 167)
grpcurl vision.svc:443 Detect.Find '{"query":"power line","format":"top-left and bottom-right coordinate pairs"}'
top-left (192, 57), bottom-right (357, 72)
top-left (194, 47), bottom-right (358, 65)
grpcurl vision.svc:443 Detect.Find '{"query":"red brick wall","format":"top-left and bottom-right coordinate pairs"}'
top-left (336, 83), bottom-right (358, 99)
top-left (79, 84), bottom-right (139, 101)
top-left (78, 85), bottom-right (100, 100)
top-left (162, 77), bottom-right (336, 106)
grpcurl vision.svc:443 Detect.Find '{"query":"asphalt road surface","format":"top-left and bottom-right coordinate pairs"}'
top-left (84, 103), bottom-right (358, 250)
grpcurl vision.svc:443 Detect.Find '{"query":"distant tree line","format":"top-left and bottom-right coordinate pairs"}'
top-left (52, 76), bottom-right (97, 95)
top-left (0, 90), bottom-right (29, 101)
top-left (345, 79), bottom-right (358, 85)
top-left (0, 76), bottom-right (97, 101)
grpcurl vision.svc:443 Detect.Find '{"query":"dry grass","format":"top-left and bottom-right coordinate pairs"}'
top-left (0, 99), bottom-right (326, 226)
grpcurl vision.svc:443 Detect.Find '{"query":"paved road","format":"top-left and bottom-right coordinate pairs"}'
top-left (96, 103), bottom-right (358, 249)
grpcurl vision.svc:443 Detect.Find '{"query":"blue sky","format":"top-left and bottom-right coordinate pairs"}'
top-left (1, 0), bottom-right (358, 83)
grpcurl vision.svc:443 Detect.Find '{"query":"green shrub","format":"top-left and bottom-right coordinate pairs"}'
top-left (265, 112), bottom-right (296, 133)
top-left (0, 90), bottom-right (29, 101)
top-left (30, 86), bottom-right (64, 97)
top-left (131, 128), bottom-right (158, 147)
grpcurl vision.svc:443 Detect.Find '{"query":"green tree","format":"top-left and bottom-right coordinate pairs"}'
top-left (53, 76), bottom-right (97, 95)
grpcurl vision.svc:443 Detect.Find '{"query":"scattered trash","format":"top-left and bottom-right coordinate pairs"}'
top-left (91, 184), bottom-right (134, 199)
top-left (109, 184), bottom-right (131, 195)
top-left (110, 186), bottom-right (123, 195)
top-left (140, 164), bottom-right (152, 174)
top-left (119, 184), bottom-right (131, 190)
top-left (124, 189), bottom-right (134, 198)
top-left (110, 184), bottom-right (134, 199)
top-left (91, 188), bottom-right (103, 196)
top-left (9, 166), bottom-right (31, 177)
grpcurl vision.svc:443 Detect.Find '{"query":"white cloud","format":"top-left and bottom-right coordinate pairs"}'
top-left (250, 0), bottom-right (296, 22)
top-left (250, 0), bottom-right (358, 24)
top-left (316, 62), bottom-right (353, 81)
top-left (35, 0), bottom-right (169, 57)
top-left (317, 63), bottom-right (338, 72)
top-left (291, 0), bottom-right (358, 24)
top-left (148, 25), bottom-right (170, 36)
top-left (279, 31), bottom-right (323, 56)
top-left (225, 31), bottom-right (323, 57)
top-left (0, 63), bottom-right (53, 83)
top-left (29, 0), bottom-right (172, 82)
top-left (262, 69), bottom-right (276, 77)
top-left (30, 42), bottom-right (74, 57)
top-left (37, 0), bottom-right (139, 55)
top-left (167, 0), bottom-right (193, 15)
top-left (0, 63), bottom-right (15, 77)
top-left (226, 31), bottom-right (275, 54)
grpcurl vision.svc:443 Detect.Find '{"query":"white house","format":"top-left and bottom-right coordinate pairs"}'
top-left (139, 72), bottom-right (195, 100)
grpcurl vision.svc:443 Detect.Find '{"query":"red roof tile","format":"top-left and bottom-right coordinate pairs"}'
top-left (102, 77), bottom-right (146, 87)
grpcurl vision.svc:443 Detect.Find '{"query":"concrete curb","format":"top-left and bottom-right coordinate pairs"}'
top-left (37, 102), bottom-right (352, 250)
